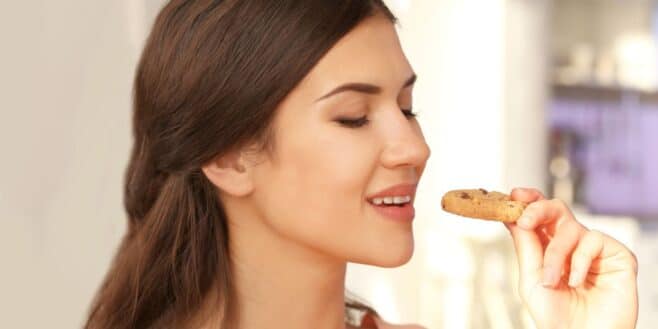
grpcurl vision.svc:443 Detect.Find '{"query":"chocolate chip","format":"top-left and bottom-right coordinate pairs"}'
top-left (479, 188), bottom-right (488, 195)
top-left (460, 192), bottom-right (472, 199)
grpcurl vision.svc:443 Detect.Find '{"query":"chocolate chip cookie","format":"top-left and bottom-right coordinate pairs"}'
top-left (441, 188), bottom-right (527, 222)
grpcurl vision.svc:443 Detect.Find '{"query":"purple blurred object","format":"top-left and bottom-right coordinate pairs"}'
top-left (550, 98), bottom-right (658, 217)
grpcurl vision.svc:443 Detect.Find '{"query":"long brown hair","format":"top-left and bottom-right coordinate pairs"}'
top-left (85, 1), bottom-right (396, 328)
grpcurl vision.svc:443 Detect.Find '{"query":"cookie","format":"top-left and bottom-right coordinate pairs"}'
top-left (441, 188), bottom-right (527, 222)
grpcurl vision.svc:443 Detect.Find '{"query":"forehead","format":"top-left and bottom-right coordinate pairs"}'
top-left (297, 15), bottom-right (413, 98)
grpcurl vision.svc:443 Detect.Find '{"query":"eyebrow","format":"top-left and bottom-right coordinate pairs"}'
top-left (314, 73), bottom-right (417, 102)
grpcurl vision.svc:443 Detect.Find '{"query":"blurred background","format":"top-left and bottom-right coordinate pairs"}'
top-left (1, 0), bottom-right (657, 328)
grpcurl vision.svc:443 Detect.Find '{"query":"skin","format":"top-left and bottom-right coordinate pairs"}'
top-left (507, 188), bottom-right (638, 329)
top-left (202, 13), bottom-right (429, 329)
top-left (201, 13), bottom-right (639, 329)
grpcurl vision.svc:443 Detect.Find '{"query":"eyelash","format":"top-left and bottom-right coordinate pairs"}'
top-left (337, 108), bottom-right (418, 128)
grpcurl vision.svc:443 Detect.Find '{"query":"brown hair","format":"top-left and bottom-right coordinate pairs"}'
top-left (84, 1), bottom-right (395, 328)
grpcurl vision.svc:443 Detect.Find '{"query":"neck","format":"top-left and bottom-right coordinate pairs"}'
top-left (234, 244), bottom-right (348, 329)
top-left (222, 199), bottom-right (351, 329)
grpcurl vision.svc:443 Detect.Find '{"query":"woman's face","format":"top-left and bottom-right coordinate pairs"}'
top-left (249, 14), bottom-right (430, 267)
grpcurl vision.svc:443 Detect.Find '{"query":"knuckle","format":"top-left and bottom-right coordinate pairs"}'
top-left (529, 187), bottom-right (545, 198)
top-left (565, 219), bottom-right (586, 235)
top-left (587, 230), bottom-right (605, 243)
top-left (550, 198), bottom-right (568, 211)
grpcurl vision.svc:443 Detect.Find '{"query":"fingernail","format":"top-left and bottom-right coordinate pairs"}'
top-left (542, 267), bottom-right (559, 287)
top-left (517, 216), bottom-right (532, 229)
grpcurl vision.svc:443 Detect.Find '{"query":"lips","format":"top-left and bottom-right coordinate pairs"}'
top-left (366, 183), bottom-right (418, 203)
top-left (366, 182), bottom-right (417, 222)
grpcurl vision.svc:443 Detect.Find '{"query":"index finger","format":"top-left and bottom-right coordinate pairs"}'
top-left (518, 198), bottom-right (586, 232)
top-left (511, 187), bottom-right (546, 203)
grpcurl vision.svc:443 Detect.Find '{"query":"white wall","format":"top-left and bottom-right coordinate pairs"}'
top-left (0, 2), bottom-right (151, 327)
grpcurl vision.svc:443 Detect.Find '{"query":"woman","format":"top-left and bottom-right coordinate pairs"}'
top-left (85, 1), bottom-right (639, 328)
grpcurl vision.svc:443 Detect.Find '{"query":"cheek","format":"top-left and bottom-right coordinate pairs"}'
top-left (310, 132), bottom-right (377, 194)
top-left (254, 125), bottom-right (379, 254)
top-left (280, 132), bottom-right (373, 216)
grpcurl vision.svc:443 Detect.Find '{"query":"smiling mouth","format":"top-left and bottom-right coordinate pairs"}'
top-left (366, 197), bottom-right (416, 221)
top-left (367, 196), bottom-right (413, 207)
top-left (369, 201), bottom-right (409, 208)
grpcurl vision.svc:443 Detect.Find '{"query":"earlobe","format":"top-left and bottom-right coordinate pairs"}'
top-left (201, 151), bottom-right (254, 197)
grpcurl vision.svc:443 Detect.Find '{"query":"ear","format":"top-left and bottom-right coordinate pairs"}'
top-left (201, 149), bottom-right (255, 197)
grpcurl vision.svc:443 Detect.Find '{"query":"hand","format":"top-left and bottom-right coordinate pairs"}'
top-left (505, 188), bottom-right (638, 329)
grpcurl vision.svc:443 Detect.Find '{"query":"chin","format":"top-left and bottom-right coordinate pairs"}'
top-left (353, 238), bottom-right (415, 268)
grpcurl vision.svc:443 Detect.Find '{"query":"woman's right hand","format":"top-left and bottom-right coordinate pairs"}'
top-left (505, 187), bottom-right (638, 329)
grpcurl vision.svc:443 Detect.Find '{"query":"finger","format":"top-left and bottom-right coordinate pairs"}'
top-left (541, 219), bottom-right (587, 287)
top-left (568, 230), bottom-right (604, 288)
top-left (510, 187), bottom-right (546, 203)
top-left (505, 222), bottom-right (544, 285)
top-left (517, 199), bottom-right (583, 232)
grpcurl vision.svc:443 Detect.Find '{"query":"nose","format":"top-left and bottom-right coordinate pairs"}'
top-left (379, 113), bottom-right (431, 170)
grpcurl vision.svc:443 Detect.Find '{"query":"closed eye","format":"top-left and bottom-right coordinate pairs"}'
top-left (402, 108), bottom-right (417, 118)
top-left (336, 116), bottom-right (369, 128)
top-left (336, 108), bottom-right (418, 128)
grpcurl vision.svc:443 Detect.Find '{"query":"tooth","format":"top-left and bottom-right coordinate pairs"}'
top-left (393, 196), bottom-right (406, 204)
top-left (371, 195), bottom-right (413, 205)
